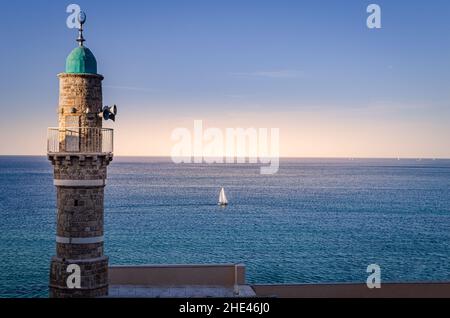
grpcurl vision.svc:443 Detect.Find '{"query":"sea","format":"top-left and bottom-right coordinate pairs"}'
top-left (0, 156), bottom-right (449, 298)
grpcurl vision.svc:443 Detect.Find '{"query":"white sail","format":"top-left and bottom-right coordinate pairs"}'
top-left (218, 187), bottom-right (228, 205)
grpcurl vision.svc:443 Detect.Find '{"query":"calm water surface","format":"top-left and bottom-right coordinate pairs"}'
top-left (0, 156), bottom-right (449, 297)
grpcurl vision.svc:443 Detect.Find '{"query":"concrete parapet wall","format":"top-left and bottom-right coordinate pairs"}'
top-left (109, 264), bottom-right (246, 287)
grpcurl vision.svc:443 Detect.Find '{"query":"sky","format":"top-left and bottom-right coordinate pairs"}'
top-left (0, 0), bottom-right (450, 157)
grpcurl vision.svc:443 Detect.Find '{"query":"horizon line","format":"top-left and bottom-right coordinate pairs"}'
top-left (1, 154), bottom-right (449, 160)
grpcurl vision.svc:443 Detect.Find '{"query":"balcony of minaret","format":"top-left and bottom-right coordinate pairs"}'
top-left (47, 127), bottom-right (113, 155)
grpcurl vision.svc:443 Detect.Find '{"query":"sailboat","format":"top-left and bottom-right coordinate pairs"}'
top-left (218, 187), bottom-right (228, 206)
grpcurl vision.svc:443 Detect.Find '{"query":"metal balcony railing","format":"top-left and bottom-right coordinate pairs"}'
top-left (47, 127), bottom-right (113, 154)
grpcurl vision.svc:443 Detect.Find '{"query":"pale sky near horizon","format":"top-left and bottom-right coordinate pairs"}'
top-left (1, 0), bottom-right (450, 158)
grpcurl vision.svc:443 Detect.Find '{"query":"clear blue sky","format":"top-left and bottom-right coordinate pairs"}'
top-left (1, 0), bottom-right (450, 157)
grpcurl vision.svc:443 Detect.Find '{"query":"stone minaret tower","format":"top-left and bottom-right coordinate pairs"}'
top-left (47, 12), bottom-right (115, 298)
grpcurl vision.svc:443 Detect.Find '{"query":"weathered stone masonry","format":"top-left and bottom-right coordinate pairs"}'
top-left (48, 74), bottom-right (112, 298)
top-left (48, 155), bottom-right (111, 297)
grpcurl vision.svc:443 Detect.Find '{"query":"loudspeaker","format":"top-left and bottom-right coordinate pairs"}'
top-left (99, 105), bottom-right (117, 121)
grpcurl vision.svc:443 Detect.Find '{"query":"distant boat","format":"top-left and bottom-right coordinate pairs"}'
top-left (218, 187), bottom-right (228, 206)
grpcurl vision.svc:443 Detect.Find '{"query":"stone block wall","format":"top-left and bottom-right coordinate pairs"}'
top-left (56, 186), bottom-right (104, 238)
top-left (57, 73), bottom-right (104, 153)
top-left (58, 73), bottom-right (103, 129)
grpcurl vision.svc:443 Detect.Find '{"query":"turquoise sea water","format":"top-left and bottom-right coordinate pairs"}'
top-left (0, 156), bottom-right (449, 297)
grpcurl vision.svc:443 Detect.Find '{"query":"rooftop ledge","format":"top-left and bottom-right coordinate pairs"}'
top-left (107, 264), bottom-right (450, 298)
top-left (108, 264), bottom-right (255, 298)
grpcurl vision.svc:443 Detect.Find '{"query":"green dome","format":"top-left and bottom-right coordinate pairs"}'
top-left (65, 46), bottom-right (97, 74)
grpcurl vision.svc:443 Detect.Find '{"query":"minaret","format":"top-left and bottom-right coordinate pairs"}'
top-left (47, 12), bottom-right (115, 298)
